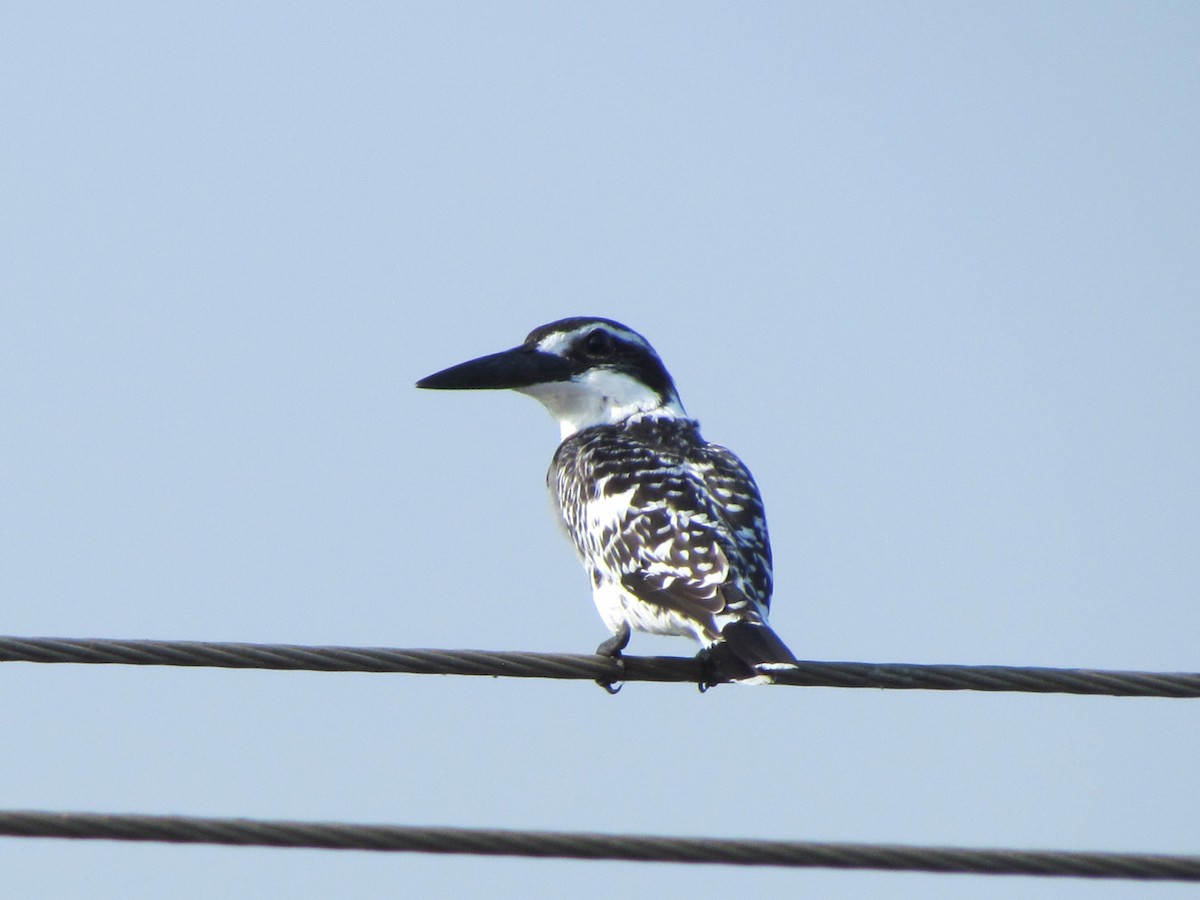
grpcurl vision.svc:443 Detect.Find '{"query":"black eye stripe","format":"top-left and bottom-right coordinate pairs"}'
top-left (584, 329), bottom-right (613, 356)
top-left (546, 323), bottom-right (678, 404)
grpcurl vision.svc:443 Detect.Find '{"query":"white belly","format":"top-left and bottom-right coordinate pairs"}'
top-left (590, 578), bottom-right (709, 645)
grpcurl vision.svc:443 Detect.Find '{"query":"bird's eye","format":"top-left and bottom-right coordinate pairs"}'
top-left (583, 329), bottom-right (614, 357)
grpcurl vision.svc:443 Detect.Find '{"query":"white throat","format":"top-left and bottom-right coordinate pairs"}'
top-left (518, 368), bottom-right (686, 439)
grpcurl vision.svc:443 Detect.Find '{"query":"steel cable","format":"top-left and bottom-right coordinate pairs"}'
top-left (1, 811), bottom-right (1197, 881)
top-left (2, 635), bottom-right (1198, 696)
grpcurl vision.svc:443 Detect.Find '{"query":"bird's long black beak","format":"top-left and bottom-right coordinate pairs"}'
top-left (416, 344), bottom-right (573, 391)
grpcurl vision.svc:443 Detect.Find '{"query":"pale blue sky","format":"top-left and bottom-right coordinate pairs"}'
top-left (2, 4), bottom-right (1198, 898)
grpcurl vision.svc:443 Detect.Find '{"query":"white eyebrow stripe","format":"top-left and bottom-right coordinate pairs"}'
top-left (535, 324), bottom-right (652, 356)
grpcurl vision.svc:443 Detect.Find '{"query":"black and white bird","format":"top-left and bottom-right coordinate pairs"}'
top-left (416, 316), bottom-right (796, 685)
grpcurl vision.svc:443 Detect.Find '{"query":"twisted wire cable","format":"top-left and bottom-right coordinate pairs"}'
top-left (1, 811), bottom-right (1197, 881)
top-left (1, 635), bottom-right (1197, 696)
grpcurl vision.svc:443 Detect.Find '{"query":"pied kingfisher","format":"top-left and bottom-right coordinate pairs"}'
top-left (417, 317), bottom-right (796, 685)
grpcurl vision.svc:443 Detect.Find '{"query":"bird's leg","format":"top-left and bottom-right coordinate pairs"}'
top-left (594, 622), bottom-right (631, 694)
top-left (595, 621), bottom-right (631, 658)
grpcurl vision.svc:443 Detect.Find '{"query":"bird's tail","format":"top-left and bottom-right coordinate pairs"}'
top-left (702, 621), bottom-right (797, 685)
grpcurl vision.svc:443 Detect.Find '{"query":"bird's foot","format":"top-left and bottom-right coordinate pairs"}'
top-left (695, 645), bottom-right (726, 693)
top-left (696, 646), bottom-right (713, 693)
top-left (594, 622), bottom-right (631, 694)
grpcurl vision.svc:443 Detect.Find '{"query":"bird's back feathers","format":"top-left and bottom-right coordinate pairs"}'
top-left (551, 415), bottom-right (778, 649)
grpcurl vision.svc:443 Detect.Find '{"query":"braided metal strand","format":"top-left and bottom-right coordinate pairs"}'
top-left (1, 811), bottom-right (1197, 881)
top-left (1, 636), bottom-right (1198, 696)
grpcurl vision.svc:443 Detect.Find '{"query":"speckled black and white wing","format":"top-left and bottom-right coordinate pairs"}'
top-left (550, 416), bottom-right (777, 648)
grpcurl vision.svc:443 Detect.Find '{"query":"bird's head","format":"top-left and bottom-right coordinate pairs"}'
top-left (417, 317), bottom-right (686, 438)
